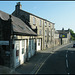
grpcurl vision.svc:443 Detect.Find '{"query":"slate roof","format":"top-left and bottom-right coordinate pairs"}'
top-left (12, 8), bottom-right (55, 24)
top-left (0, 10), bottom-right (37, 36)
top-left (20, 9), bottom-right (53, 23)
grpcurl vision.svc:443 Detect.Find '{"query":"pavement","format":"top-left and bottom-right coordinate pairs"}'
top-left (0, 65), bottom-right (19, 74)
top-left (15, 43), bottom-right (72, 74)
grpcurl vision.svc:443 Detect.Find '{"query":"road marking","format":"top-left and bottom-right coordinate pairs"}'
top-left (66, 59), bottom-right (68, 68)
top-left (30, 55), bottom-right (43, 74)
top-left (35, 54), bottom-right (51, 74)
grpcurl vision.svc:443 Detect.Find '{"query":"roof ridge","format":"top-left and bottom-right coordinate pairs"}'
top-left (20, 9), bottom-right (54, 23)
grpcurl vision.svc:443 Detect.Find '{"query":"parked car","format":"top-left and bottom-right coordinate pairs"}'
top-left (73, 44), bottom-right (75, 48)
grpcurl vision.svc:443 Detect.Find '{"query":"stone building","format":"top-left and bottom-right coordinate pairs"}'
top-left (0, 10), bottom-right (37, 68)
top-left (57, 28), bottom-right (71, 45)
top-left (54, 30), bottom-right (61, 47)
top-left (12, 2), bottom-right (55, 50)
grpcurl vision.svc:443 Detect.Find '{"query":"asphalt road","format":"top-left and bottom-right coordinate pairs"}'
top-left (36, 44), bottom-right (75, 74)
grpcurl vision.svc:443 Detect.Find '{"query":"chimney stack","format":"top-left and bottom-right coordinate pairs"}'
top-left (15, 2), bottom-right (22, 16)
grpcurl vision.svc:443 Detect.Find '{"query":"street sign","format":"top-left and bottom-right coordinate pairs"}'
top-left (59, 34), bottom-right (67, 38)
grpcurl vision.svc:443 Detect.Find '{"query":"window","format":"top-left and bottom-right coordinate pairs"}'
top-left (22, 40), bottom-right (25, 54)
top-left (45, 21), bottom-right (47, 26)
top-left (32, 39), bottom-right (35, 50)
top-left (45, 30), bottom-right (47, 36)
top-left (39, 29), bottom-right (42, 35)
top-left (49, 23), bottom-right (50, 26)
top-left (33, 17), bottom-right (36, 25)
top-left (52, 24), bottom-right (54, 29)
top-left (29, 40), bottom-right (31, 52)
top-left (39, 20), bottom-right (41, 26)
top-left (16, 50), bottom-right (19, 56)
top-left (38, 39), bottom-right (40, 46)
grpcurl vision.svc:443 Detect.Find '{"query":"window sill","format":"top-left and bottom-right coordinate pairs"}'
top-left (45, 26), bottom-right (47, 27)
top-left (40, 26), bottom-right (42, 27)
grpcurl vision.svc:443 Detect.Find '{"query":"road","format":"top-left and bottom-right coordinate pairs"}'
top-left (36, 44), bottom-right (75, 74)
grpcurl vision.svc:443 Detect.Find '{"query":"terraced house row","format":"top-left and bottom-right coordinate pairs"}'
top-left (0, 2), bottom-right (71, 69)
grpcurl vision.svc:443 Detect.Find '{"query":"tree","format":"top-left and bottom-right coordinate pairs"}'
top-left (70, 29), bottom-right (75, 40)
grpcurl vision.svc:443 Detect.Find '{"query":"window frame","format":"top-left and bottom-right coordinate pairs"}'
top-left (49, 23), bottom-right (50, 27)
top-left (22, 40), bottom-right (25, 54)
top-left (39, 20), bottom-right (42, 26)
top-left (33, 17), bottom-right (36, 25)
top-left (45, 30), bottom-right (47, 36)
top-left (45, 21), bottom-right (47, 26)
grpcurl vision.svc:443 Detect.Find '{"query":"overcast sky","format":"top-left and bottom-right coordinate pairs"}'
top-left (0, 1), bottom-right (75, 32)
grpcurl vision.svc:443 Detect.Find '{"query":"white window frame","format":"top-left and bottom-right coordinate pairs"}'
top-left (22, 40), bottom-right (25, 54)
top-left (49, 23), bottom-right (50, 26)
top-left (45, 21), bottom-right (47, 26)
top-left (38, 39), bottom-right (40, 46)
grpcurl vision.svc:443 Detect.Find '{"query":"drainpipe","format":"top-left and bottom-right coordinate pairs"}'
top-left (43, 20), bottom-right (44, 50)
top-left (9, 15), bottom-right (15, 70)
top-left (9, 15), bottom-right (13, 68)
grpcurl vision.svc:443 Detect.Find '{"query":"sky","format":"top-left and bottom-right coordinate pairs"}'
top-left (0, 1), bottom-right (75, 32)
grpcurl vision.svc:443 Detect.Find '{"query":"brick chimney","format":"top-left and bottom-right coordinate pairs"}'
top-left (15, 2), bottom-right (22, 10)
top-left (15, 2), bottom-right (22, 16)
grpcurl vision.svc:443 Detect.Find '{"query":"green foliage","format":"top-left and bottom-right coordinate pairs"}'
top-left (70, 29), bottom-right (75, 40)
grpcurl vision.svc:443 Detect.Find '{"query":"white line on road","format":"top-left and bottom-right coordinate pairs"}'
top-left (66, 59), bottom-right (68, 68)
top-left (35, 54), bottom-right (51, 74)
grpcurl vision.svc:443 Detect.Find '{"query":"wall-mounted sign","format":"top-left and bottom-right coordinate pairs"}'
top-left (59, 34), bottom-right (67, 38)
top-left (0, 41), bottom-right (9, 45)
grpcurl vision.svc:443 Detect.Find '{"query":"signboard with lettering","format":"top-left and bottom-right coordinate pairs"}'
top-left (59, 34), bottom-right (67, 38)
top-left (0, 41), bottom-right (9, 45)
